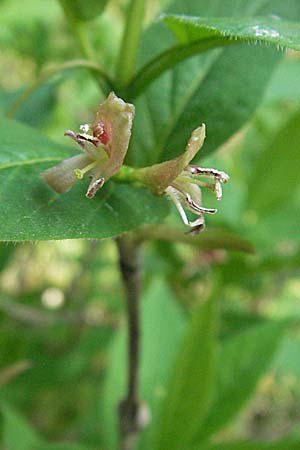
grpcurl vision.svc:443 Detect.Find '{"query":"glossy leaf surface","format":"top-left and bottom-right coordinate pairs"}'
top-left (162, 15), bottom-right (300, 51)
top-left (127, 0), bottom-right (300, 166)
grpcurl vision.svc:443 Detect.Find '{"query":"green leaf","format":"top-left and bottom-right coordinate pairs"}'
top-left (0, 82), bottom-right (59, 128)
top-left (0, 118), bottom-right (168, 241)
top-left (101, 279), bottom-right (186, 450)
top-left (247, 108), bottom-right (300, 213)
top-left (59, 0), bottom-right (109, 22)
top-left (35, 444), bottom-right (92, 450)
top-left (193, 320), bottom-right (288, 443)
top-left (200, 438), bottom-right (300, 450)
top-left (162, 15), bottom-right (300, 51)
top-left (243, 108), bottom-right (300, 248)
top-left (154, 294), bottom-right (218, 450)
top-left (126, 0), bottom-right (300, 167)
top-left (1, 403), bottom-right (43, 450)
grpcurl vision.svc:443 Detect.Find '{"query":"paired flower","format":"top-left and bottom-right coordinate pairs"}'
top-left (42, 92), bottom-right (135, 198)
top-left (135, 124), bottom-right (229, 234)
top-left (42, 93), bottom-right (229, 233)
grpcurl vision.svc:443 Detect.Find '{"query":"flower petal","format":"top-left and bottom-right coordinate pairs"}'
top-left (92, 92), bottom-right (135, 178)
top-left (135, 124), bottom-right (206, 195)
top-left (41, 154), bottom-right (92, 193)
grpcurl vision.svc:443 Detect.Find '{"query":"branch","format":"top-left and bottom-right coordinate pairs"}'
top-left (116, 235), bottom-right (149, 450)
top-left (0, 296), bottom-right (115, 328)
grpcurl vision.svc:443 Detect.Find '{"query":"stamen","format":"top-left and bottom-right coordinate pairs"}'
top-left (185, 193), bottom-right (217, 214)
top-left (186, 220), bottom-right (205, 235)
top-left (215, 180), bottom-right (222, 200)
top-left (74, 160), bottom-right (99, 179)
top-left (188, 166), bottom-right (230, 183)
top-left (86, 177), bottom-right (105, 199)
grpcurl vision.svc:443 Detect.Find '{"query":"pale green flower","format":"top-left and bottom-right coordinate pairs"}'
top-left (42, 92), bottom-right (135, 198)
top-left (135, 124), bottom-right (229, 234)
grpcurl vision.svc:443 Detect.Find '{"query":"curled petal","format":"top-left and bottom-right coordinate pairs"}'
top-left (64, 129), bottom-right (107, 160)
top-left (135, 124), bottom-right (206, 195)
top-left (42, 154), bottom-right (92, 193)
top-left (188, 166), bottom-right (230, 183)
top-left (92, 92), bottom-right (135, 178)
top-left (165, 182), bottom-right (214, 234)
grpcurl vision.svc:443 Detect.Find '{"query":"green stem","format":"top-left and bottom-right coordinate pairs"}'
top-left (116, 0), bottom-right (146, 87)
top-left (59, 0), bottom-right (96, 61)
top-left (111, 165), bottom-right (139, 184)
top-left (58, 0), bottom-right (112, 93)
top-left (6, 60), bottom-right (114, 118)
top-left (121, 37), bottom-right (234, 100)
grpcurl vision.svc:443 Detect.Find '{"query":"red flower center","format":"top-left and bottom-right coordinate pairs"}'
top-left (93, 122), bottom-right (110, 145)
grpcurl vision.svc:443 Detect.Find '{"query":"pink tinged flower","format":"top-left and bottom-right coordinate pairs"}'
top-left (42, 92), bottom-right (135, 198)
top-left (135, 124), bottom-right (230, 234)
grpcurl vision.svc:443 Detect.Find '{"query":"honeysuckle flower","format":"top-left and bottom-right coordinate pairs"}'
top-left (135, 124), bottom-right (229, 234)
top-left (42, 92), bottom-right (135, 198)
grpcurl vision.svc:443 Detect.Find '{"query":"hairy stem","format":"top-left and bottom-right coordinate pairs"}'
top-left (116, 235), bottom-right (145, 450)
top-left (116, 0), bottom-right (146, 87)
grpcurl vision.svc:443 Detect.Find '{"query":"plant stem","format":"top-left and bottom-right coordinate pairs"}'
top-left (58, 0), bottom-right (96, 61)
top-left (116, 235), bottom-right (144, 450)
top-left (116, 0), bottom-right (146, 87)
top-left (58, 0), bottom-right (111, 93)
top-left (6, 59), bottom-right (114, 118)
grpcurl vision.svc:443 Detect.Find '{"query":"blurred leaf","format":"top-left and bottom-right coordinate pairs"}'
top-left (101, 280), bottom-right (186, 449)
top-left (220, 310), bottom-right (266, 340)
top-left (0, 82), bottom-right (59, 128)
top-left (139, 225), bottom-right (255, 253)
top-left (0, 361), bottom-right (31, 389)
top-left (1, 403), bottom-right (43, 450)
top-left (247, 108), bottom-right (300, 213)
top-left (265, 58), bottom-right (300, 103)
top-left (243, 108), bottom-right (300, 247)
top-left (154, 295), bottom-right (218, 450)
top-left (59, 0), bottom-right (109, 22)
top-left (0, 118), bottom-right (168, 241)
top-left (199, 439), bottom-right (300, 450)
top-left (274, 335), bottom-right (300, 378)
top-left (0, 243), bottom-right (15, 272)
top-left (193, 320), bottom-right (289, 443)
top-left (127, 0), bottom-right (300, 166)
top-left (162, 15), bottom-right (300, 51)
top-left (35, 444), bottom-right (92, 450)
